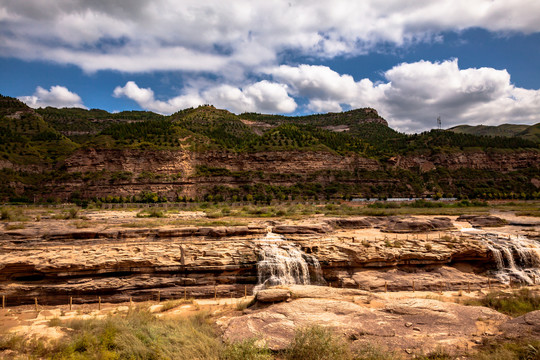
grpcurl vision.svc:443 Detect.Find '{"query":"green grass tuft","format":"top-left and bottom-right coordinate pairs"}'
top-left (284, 325), bottom-right (352, 360)
top-left (221, 338), bottom-right (273, 360)
top-left (465, 288), bottom-right (540, 317)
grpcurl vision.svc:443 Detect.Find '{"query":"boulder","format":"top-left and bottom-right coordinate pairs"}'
top-left (498, 310), bottom-right (540, 340)
top-left (381, 216), bottom-right (454, 233)
top-left (324, 217), bottom-right (372, 229)
top-left (256, 288), bottom-right (291, 303)
top-left (457, 215), bottom-right (507, 228)
top-left (272, 224), bottom-right (332, 234)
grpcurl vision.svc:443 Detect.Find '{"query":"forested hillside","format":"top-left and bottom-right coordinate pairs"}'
top-left (449, 123), bottom-right (540, 143)
top-left (1, 94), bottom-right (539, 203)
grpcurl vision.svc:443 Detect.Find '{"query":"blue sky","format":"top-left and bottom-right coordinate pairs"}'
top-left (1, 1), bottom-right (539, 132)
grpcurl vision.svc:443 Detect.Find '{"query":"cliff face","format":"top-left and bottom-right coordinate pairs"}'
top-left (64, 147), bottom-right (540, 177)
top-left (64, 148), bottom-right (195, 175)
top-left (1, 97), bottom-right (539, 201)
top-left (393, 151), bottom-right (540, 172)
top-left (47, 147), bottom-right (540, 200)
top-left (0, 216), bottom-right (495, 305)
top-left (63, 148), bottom-right (382, 175)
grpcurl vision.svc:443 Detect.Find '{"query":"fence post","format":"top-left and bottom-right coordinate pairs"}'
top-left (157, 291), bottom-right (161, 303)
top-left (2, 295), bottom-right (5, 309)
top-left (69, 296), bottom-right (72, 311)
top-left (35, 298), bottom-right (38, 312)
top-left (244, 285), bottom-right (247, 298)
top-left (384, 281), bottom-right (388, 293)
top-left (412, 280), bottom-right (415, 292)
top-left (98, 297), bottom-right (101, 311)
top-left (214, 285), bottom-right (217, 300)
top-left (184, 288), bottom-right (187, 300)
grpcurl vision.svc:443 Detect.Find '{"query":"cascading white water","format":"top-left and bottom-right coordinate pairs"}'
top-left (474, 232), bottom-right (540, 284)
top-left (254, 233), bottom-right (324, 291)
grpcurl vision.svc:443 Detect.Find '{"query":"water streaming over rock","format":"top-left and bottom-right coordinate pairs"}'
top-left (477, 232), bottom-right (540, 284)
top-left (254, 233), bottom-right (324, 290)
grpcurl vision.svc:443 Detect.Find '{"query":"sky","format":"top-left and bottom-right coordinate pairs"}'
top-left (1, 1), bottom-right (540, 133)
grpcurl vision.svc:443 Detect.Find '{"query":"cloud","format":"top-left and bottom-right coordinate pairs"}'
top-left (18, 85), bottom-right (86, 109)
top-left (268, 60), bottom-right (540, 132)
top-left (271, 65), bottom-right (359, 103)
top-left (114, 60), bottom-right (540, 131)
top-left (113, 81), bottom-right (203, 113)
top-left (113, 80), bottom-right (296, 115)
top-left (367, 59), bottom-right (540, 132)
top-left (2, 1), bottom-right (540, 73)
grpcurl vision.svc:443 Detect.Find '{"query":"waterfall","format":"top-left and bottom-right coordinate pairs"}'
top-left (254, 233), bottom-right (324, 291)
top-left (478, 232), bottom-right (540, 284)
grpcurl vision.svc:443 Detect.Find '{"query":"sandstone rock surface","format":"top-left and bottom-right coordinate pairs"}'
top-left (381, 216), bottom-right (454, 233)
top-left (256, 289), bottom-right (291, 303)
top-left (498, 310), bottom-right (540, 340)
top-left (222, 287), bottom-right (510, 354)
top-left (457, 215), bottom-right (507, 228)
top-left (0, 216), bottom-right (506, 305)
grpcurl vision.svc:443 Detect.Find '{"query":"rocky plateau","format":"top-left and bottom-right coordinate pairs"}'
top-left (1, 212), bottom-right (538, 306)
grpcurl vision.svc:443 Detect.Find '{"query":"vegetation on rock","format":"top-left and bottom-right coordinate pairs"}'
top-left (1, 94), bottom-right (539, 203)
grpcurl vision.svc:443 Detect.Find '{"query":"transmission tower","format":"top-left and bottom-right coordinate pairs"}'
top-left (437, 116), bottom-right (442, 130)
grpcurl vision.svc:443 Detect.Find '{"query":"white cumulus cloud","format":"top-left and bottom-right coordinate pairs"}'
top-left (2, 0), bottom-right (540, 73)
top-left (18, 85), bottom-right (86, 109)
top-left (113, 80), bottom-right (296, 115)
top-left (268, 60), bottom-right (540, 132)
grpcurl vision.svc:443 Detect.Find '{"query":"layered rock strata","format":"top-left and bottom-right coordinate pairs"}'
top-left (0, 216), bottom-right (500, 305)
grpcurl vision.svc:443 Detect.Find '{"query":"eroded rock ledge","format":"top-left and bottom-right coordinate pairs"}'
top-left (0, 216), bottom-right (504, 305)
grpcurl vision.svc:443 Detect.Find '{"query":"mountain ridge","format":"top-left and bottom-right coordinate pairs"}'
top-left (449, 123), bottom-right (540, 143)
top-left (1, 94), bottom-right (539, 203)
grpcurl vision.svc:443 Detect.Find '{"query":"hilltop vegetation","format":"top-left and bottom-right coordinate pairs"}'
top-left (2, 96), bottom-right (536, 159)
top-left (450, 123), bottom-right (540, 143)
top-left (0, 95), bottom-right (79, 165)
top-left (1, 94), bottom-right (540, 203)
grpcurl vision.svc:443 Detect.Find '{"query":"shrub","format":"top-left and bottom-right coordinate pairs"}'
top-left (59, 310), bottom-right (222, 360)
top-left (352, 343), bottom-right (404, 360)
top-left (67, 207), bottom-right (79, 219)
top-left (0, 207), bottom-right (28, 221)
top-left (221, 338), bottom-right (273, 360)
top-left (136, 209), bottom-right (165, 218)
top-left (473, 338), bottom-right (540, 360)
top-left (284, 325), bottom-right (352, 360)
top-left (160, 298), bottom-right (194, 312)
top-left (465, 288), bottom-right (540, 317)
top-left (235, 297), bottom-right (256, 311)
top-left (0, 207), bottom-right (12, 220)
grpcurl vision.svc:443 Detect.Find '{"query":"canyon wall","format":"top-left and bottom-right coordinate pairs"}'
top-left (0, 219), bottom-right (496, 305)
